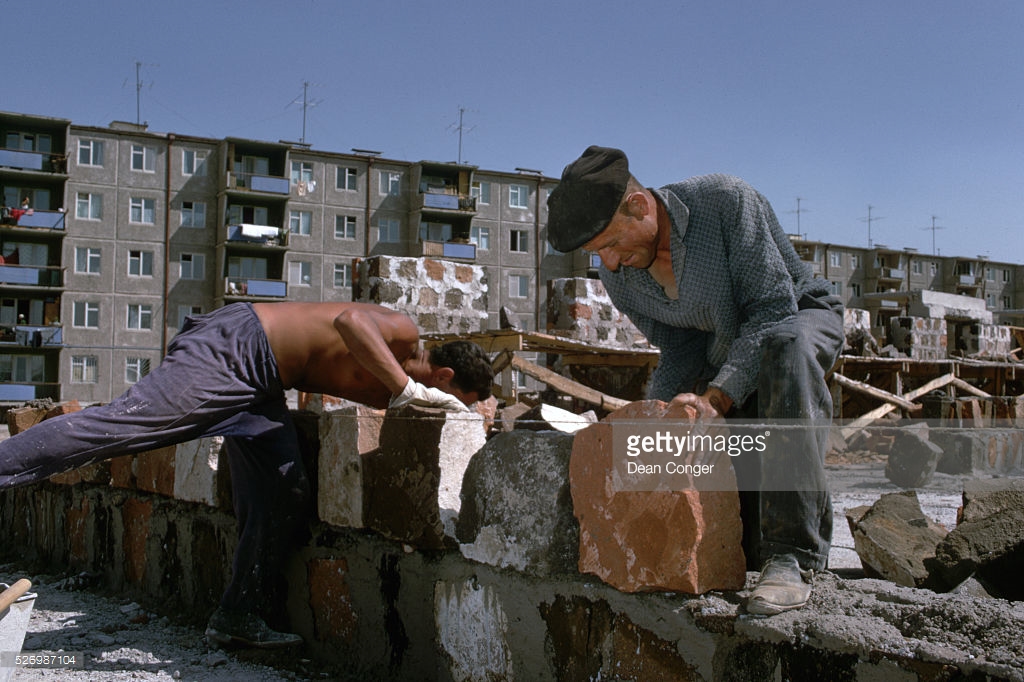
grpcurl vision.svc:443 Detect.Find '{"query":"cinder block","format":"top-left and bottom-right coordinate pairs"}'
top-left (174, 437), bottom-right (225, 507)
top-left (317, 406), bottom-right (385, 528)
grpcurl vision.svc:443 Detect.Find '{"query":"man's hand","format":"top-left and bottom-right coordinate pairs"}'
top-left (389, 377), bottom-right (469, 412)
top-left (667, 387), bottom-right (732, 422)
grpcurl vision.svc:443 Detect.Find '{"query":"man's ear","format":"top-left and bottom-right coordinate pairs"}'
top-left (433, 366), bottom-right (455, 384)
top-left (625, 191), bottom-right (648, 218)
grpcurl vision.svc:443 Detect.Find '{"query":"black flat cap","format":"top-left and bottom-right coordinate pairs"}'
top-left (546, 145), bottom-right (630, 252)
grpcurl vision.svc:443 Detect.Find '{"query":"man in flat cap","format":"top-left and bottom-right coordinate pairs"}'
top-left (547, 146), bottom-right (844, 615)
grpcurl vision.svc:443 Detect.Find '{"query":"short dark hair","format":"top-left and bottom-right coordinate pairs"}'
top-left (429, 341), bottom-right (493, 401)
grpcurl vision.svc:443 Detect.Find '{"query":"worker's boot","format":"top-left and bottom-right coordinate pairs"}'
top-left (205, 607), bottom-right (303, 649)
top-left (746, 554), bottom-right (813, 615)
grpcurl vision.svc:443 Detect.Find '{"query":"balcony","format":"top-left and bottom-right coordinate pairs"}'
top-left (224, 277), bottom-right (288, 298)
top-left (0, 148), bottom-right (67, 174)
top-left (2, 209), bottom-right (66, 231)
top-left (225, 223), bottom-right (288, 247)
top-left (0, 382), bottom-right (60, 402)
top-left (419, 240), bottom-right (477, 261)
top-left (877, 267), bottom-right (905, 281)
top-left (0, 264), bottom-right (64, 287)
top-left (0, 324), bottom-right (63, 347)
top-left (225, 171), bottom-right (290, 195)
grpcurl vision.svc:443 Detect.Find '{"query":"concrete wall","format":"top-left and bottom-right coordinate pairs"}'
top-left (2, 405), bottom-right (1022, 680)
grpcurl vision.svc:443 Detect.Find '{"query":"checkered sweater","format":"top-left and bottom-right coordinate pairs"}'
top-left (599, 174), bottom-right (825, 405)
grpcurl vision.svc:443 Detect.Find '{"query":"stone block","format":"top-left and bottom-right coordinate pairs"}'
top-left (174, 437), bottom-right (225, 507)
top-left (883, 424), bottom-right (943, 488)
top-left (569, 401), bottom-right (746, 593)
top-left (497, 402), bottom-right (532, 432)
top-left (362, 406), bottom-right (484, 548)
top-left (122, 496), bottom-right (153, 585)
top-left (845, 490), bottom-right (948, 587)
top-left (44, 399), bottom-right (81, 420)
top-left (307, 558), bottom-right (357, 645)
top-left (435, 579), bottom-right (515, 681)
top-left (925, 478), bottom-right (1024, 599)
top-left (134, 446), bottom-right (177, 497)
top-left (318, 406), bottom-right (385, 528)
top-left (49, 461), bottom-right (111, 486)
top-left (109, 455), bottom-right (136, 489)
top-left (457, 430), bottom-right (578, 575)
top-left (5, 405), bottom-right (47, 435)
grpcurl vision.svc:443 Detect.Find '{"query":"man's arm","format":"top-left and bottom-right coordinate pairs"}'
top-left (332, 304), bottom-right (419, 395)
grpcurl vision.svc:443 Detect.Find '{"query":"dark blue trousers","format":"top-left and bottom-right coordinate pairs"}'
top-left (0, 303), bottom-right (311, 613)
top-left (734, 292), bottom-right (845, 571)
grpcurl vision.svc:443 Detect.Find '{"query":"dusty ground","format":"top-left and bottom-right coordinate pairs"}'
top-left (0, 565), bottom-right (327, 682)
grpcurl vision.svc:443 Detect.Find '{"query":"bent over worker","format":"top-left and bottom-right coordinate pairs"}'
top-left (0, 301), bottom-right (493, 646)
top-left (546, 146), bottom-right (844, 616)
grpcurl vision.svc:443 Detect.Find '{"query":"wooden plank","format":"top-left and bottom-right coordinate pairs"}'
top-left (949, 376), bottom-right (992, 399)
top-left (832, 373), bottom-right (919, 412)
top-left (509, 355), bottom-right (630, 411)
top-left (840, 373), bottom-right (958, 438)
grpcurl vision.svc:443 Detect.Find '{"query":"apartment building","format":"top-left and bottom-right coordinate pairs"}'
top-left (2, 108), bottom-right (1021, 404)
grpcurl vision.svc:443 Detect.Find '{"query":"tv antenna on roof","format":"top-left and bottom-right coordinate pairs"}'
top-left (448, 106), bottom-right (476, 164)
top-left (860, 205), bottom-right (885, 248)
top-left (289, 81), bottom-right (323, 145)
top-left (787, 197), bottom-right (810, 238)
top-left (123, 60), bottom-right (157, 126)
top-left (921, 215), bottom-right (946, 255)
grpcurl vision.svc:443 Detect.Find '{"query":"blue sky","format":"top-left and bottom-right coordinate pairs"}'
top-left (6, 0), bottom-right (1023, 263)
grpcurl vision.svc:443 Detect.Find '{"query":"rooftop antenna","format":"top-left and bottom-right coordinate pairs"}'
top-left (860, 205), bottom-right (885, 248)
top-left (787, 197), bottom-right (810, 239)
top-left (921, 215), bottom-right (946, 255)
top-left (289, 81), bottom-right (322, 145)
top-left (448, 106), bottom-right (476, 164)
top-left (125, 60), bottom-right (156, 126)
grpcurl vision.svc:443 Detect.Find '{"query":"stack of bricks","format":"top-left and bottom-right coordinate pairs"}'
top-left (353, 255), bottom-right (488, 334)
top-left (971, 323), bottom-right (1014, 360)
top-left (546, 277), bottom-right (648, 347)
top-left (890, 316), bottom-right (948, 360)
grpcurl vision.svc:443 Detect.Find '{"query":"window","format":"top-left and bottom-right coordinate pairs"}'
top-left (130, 197), bottom-right (155, 224)
top-left (75, 192), bottom-right (102, 220)
top-left (851, 283), bottom-right (862, 297)
top-left (985, 293), bottom-right (995, 308)
top-left (335, 215), bottom-right (356, 240)
top-left (379, 170), bottom-right (402, 196)
top-left (0, 354), bottom-right (43, 383)
top-left (126, 357), bottom-right (151, 384)
top-left (471, 181), bottom-right (491, 205)
top-left (930, 262), bottom-right (938, 276)
top-left (334, 263), bottom-right (352, 288)
top-left (178, 305), bottom-right (202, 329)
top-left (1003, 269), bottom-right (1010, 283)
top-left (376, 217), bottom-right (401, 243)
top-left (131, 144), bottom-right (156, 172)
top-left (827, 281), bottom-right (843, 296)
top-left (288, 261), bottom-right (312, 286)
top-left (75, 247), bottom-right (101, 274)
top-left (1002, 295), bottom-right (1012, 308)
top-left (470, 226), bottom-right (490, 250)
top-left (182, 149), bottom-right (208, 176)
top-left (509, 184), bottom-right (529, 209)
top-left (829, 252), bottom-right (842, 268)
top-left (181, 201), bottom-right (206, 228)
top-left (78, 140), bottom-right (104, 167)
top-left (127, 304), bottom-right (153, 330)
top-left (420, 222), bottom-right (451, 242)
top-left (850, 254), bottom-right (860, 268)
top-left (336, 166), bottom-right (357, 191)
top-left (7, 132), bottom-right (50, 152)
top-left (228, 256), bottom-right (267, 279)
top-left (291, 161), bottom-right (313, 185)
top-left (509, 274), bottom-right (529, 298)
top-left (912, 260), bottom-right (923, 275)
top-left (73, 301), bottom-right (100, 328)
top-left (510, 229), bottom-right (529, 253)
top-left (128, 250), bottom-right (154, 277)
top-left (228, 204), bottom-right (268, 225)
top-left (179, 253), bottom-right (205, 280)
top-left (985, 267), bottom-right (995, 282)
top-left (71, 355), bottom-right (98, 383)
top-left (289, 210), bottom-right (312, 236)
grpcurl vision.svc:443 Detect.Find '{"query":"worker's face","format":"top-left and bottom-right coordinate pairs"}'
top-left (403, 351), bottom-right (479, 406)
top-left (582, 192), bottom-right (659, 271)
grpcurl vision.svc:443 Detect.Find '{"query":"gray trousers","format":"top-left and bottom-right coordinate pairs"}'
top-left (0, 303), bottom-right (311, 613)
top-left (733, 292), bottom-right (845, 571)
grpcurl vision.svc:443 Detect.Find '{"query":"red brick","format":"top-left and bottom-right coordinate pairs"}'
top-left (423, 259), bottom-right (444, 280)
top-left (455, 265), bottom-right (473, 283)
top-left (43, 400), bottom-right (81, 420)
top-left (110, 455), bottom-right (136, 489)
top-left (307, 558), bottom-right (357, 644)
top-left (122, 497), bottom-right (153, 585)
top-left (134, 446), bottom-right (177, 497)
top-left (569, 401), bottom-right (746, 593)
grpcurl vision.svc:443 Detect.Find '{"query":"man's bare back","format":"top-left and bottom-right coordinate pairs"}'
top-left (253, 302), bottom-right (421, 409)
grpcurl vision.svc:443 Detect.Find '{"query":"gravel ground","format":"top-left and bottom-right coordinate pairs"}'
top-left (0, 566), bottom-right (326, 682)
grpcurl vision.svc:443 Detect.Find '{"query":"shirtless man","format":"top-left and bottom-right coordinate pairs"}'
top-left (0, 301), bottom-right (493, 648)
